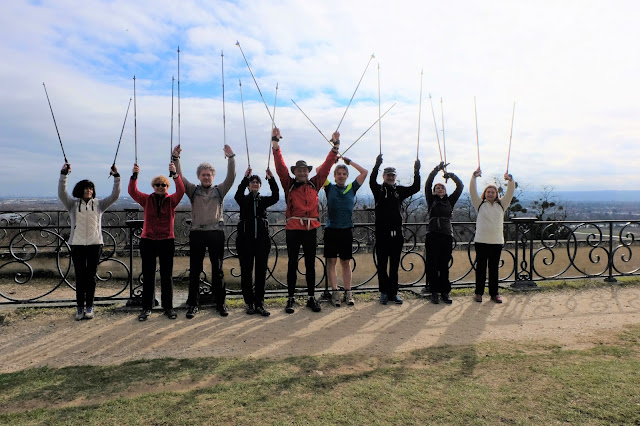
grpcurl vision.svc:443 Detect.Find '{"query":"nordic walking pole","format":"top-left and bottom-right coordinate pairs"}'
top-left (169, 76), bottom-right (175, 177)
top-left (335, 53), bottom-right (375, 133)
top-left (177, 46), bottom-right (181, 147)
top-left (377, 63), bottom-right (382, 155)
top-left (42, 83), bottom-right (68, 164)
top-left (239, 80), bottom-right (250, 167)
top-left (267, 83), bottom-right (278, 169)
top-left (441, 97), bottom-right (447, 175)
top-left (110, 97), bottom-right (132, 177)
top-left (506, 102), bottom-right (515, 174)
top-left (221, 50), bottom-right (227, 148)
top-left (133, 76), bottom-right (138, 166)
top-left (236, 41), bottom-right (277, 128)
top-left (474, 96), bottom-right (480, 169)
top-left (291, 99), bottom-right (332, 145)
top-left (416, 69), bottom-right (423, 160)
top-left (340, 103), bottom-right (396, 157)
top-left (429, 94), bottom-right (443, 163)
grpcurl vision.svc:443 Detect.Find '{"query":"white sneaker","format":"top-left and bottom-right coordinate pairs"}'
top-left (75, 308), bottom-right (84, 321)
top-left (344, 290), bottom-right (355, 306)
top-left (331, 290), bottom-right (341, 307)
top-left (84, 306), bottom-right (94, 319)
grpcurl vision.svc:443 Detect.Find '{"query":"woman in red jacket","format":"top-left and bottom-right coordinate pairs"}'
top-left (128, 163), bottom-right (185, 321)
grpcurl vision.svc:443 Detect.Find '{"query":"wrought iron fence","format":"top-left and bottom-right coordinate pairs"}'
top-left (0, 209), bottom-right (638, 305)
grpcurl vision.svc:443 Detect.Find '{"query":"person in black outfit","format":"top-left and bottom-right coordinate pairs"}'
top-left (370, 154), bottom-right (421, 305)
top-left (424, 162), bottom-right (464, 304)
top-left (234, 166), bottom-right (280, 316)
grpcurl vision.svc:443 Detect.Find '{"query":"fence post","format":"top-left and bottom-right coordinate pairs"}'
top-left (604, 221), bottom-right (617, 283)
top-left (125, 216), bottom-right (144, 306)
top-left (510, 217), bottom-right (538, 290)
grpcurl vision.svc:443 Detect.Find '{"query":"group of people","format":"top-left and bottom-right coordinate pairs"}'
top-left (59, 127), bottom-right (515, 321)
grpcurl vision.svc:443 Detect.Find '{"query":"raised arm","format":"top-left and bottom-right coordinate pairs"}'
top-left (98, 165), bottom-right (121, 211)
top-left (469, 168), bottom-right (482, 210)
top-left (171, 144), bottom-right (196, 195)
top-left (425, 163), bottom-right (441, 205)
top-left (271, 127), bottom-right (292, 188)
top-left (127, 163), bottom-right (147, 206)
top-left (312, 137), bottom-right (340, 188)
top-left (234, 166), bottom-right (251, 205)
top-left (263, 168), bottom-right (280, 208)
top-left (501, 173), bottom-right (515, 210)
top-left (343, 157), bottom-right (368, 186)
top-left (369, 154), bottom-right (382, 194)
top-left (217, 144), bottom-right (237, 197)
top-left (444, 171), bottom-right (464, 206)
top-left (399, 159), bottom-right (421, 200)
top-left (58, 163), bottom-right (74, 209)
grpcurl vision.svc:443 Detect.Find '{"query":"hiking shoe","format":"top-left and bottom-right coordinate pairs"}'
top-left (217, 304), bottom-right (229, 317)
top-left (138, 310), bottom-right (151, 321)
top-left (331, 290), bottom-right (341, 307)
top-left (285, 297), bottom-right (296, 314)
top-left (186, 305), bottom-right (198, 319)
top-left (75, 307), bottom-right (85, 321)
top-left (84, 306), bottom-right (94, 319)
top-left (474, 294), bottom-right (483, 303)
top-left (441, 293), bottom-right (453, 305)
top-left (306, 297), bottom-right (322, 312)
top-left (390, 294), bottom-right (403, 305)
top-left (430, 293), bottom-right (440, 304)
top-left (344, 290), bottom-right (355, 306)
top-left (164, 308), bottom-right (177, 319)
top-left (255, 305), bottom-right (271, 317)
top-left (380, 293), bottom-right (388, 305)
top-left (246, 304), bottom-right (256, 315)
top-left (491, 295), bottom-right (503, 304)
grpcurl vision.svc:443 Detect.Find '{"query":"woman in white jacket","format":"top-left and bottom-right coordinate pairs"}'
top-left (469, 168), bottom-right (514, 303)
top-left (58, 163), bottom-right (121, 320)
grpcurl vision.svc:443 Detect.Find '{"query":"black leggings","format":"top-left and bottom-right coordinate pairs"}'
top-left (425, 233), bottom-right (453, 295)
top-left (237, 234), bottom-right (271, 306)
top-left (474, 242), bottom-right (503, 297)
top-left (140, 238), bottom-right (175, 310)
top-left (285, 229), bottom-right (318, 297)
top-left (71, 245), bottom-right (102, 309)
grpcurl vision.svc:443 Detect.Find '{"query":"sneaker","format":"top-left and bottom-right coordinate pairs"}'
top-left (217, 304), bottom-right (229, 317)
top-left (255, 305), bottom-right (271, 317)
top-left (138, 309), bottom-right (151, 321)
top-left (75, 307), bottom-right (85, 321)
top-left (390, 294), bottom-right (403, 305)
top-left (344, 290), bottom-right (355, 306)
top-left (84, 306), bottom-right (94, 319)
top-left (331, 290), bottom-right (341, 307)
top-left (380, 293), bottom-right (388, 305)
top-left (440, 293), bottom-right (453, 305)
top-left (186, 305), bottom-right (198, 319)
top-left (164, 308), bottom-right (177, 319)
top-left (306, 297), bottom-right (321, 312)
top-left (474, 294), bottom-right (483, 303)
top-left (430, 293), bottom-right (440, 304)
top-left (285, 297), bottom-right (295, 314)
top-left (246, 304), bottom-right (256, 315)
top-left (491, 295), bottom-right (503, 304)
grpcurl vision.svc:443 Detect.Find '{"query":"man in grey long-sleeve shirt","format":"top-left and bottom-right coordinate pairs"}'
top-left (172, 144), bottom-right (236, 318)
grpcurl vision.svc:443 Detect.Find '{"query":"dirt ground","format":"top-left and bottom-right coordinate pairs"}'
top-left (1, 286), bottom-right (639, 374)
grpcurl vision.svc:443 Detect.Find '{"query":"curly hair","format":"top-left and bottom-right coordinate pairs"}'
top-left (72, 180), bottom-right (96, 199)
top-left (196, 162), bottom-right (215, 177)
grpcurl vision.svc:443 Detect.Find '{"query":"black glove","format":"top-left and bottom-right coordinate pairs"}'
top-left (374, 154), bottom-right (383, 168)
top-left (414, 159), bottom-right (421, 172)
top-left (443, 172), bottom-right (451, 180)
top-left (61, 164), bottom-right (70, 175)
top-left (436, 161), bottom-right (449, 171)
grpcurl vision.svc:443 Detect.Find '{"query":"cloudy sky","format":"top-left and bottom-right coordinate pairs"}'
top-left (1, 0), bottom-right (639, 198)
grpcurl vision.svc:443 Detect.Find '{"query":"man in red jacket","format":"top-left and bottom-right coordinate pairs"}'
top-left (272, 127), bottom-right (339, 313)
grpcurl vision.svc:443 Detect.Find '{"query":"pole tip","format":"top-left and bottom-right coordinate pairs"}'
top-left (235, 41), bottom-right (240, 46)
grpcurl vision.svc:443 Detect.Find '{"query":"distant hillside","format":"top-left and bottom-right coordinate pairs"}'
top-left (552, 191), bottom-right (640, 202)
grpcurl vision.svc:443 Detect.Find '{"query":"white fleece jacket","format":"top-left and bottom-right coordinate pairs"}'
top-left (469, 175), bottom-right (515, 245)
top-left (58, 175), bottom-right (121, 245)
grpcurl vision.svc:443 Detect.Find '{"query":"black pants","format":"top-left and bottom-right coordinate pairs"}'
top-left (237, 234), bottom-right (271, 306)
top-left (71, 244), bottom-right (102, 309)
top-left (285, 229), bottom-right (317, 297)
top-left (187, 230), bottom-right (226, 307)
top-left (375, 231), bottom-right (404, 298)
top-left (140, 238), bottom-right (174, 311)
top-left (474, 242), bottom-right (503, 297)
top-left (425, 233), bottom-right (453, 295)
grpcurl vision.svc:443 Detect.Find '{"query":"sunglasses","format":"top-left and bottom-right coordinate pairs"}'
top-left (154, 183), bottom-right (168, 188)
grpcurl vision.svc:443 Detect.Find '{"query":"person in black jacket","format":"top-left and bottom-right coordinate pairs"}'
top-left (370, 154), bottom-right (421, 305)
top-left (424, 162), bottom-right (463, 304)
top-left (234, 166), bottom-right (280, 316)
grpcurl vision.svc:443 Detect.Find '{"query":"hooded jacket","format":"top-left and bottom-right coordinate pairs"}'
top-left (234, 175), bottom-right (280, 239)
top-left (369, 164), bottom-right (420, 235)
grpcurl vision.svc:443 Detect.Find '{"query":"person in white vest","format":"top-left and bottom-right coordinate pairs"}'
top-left (58, 163), bottom-right (121, 320)
top-left (469, 168), bottom-right (515, 303)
